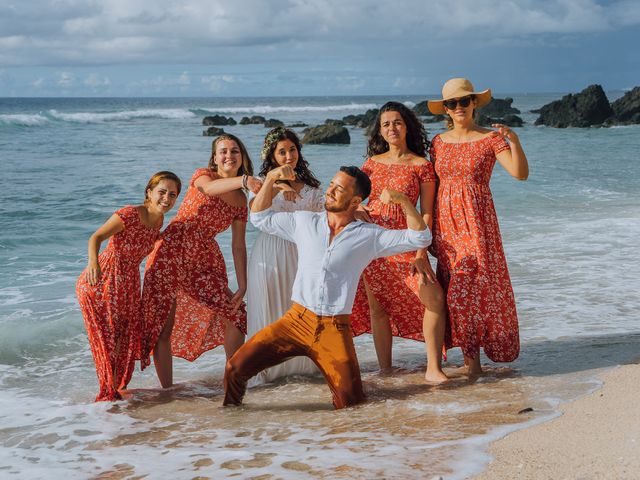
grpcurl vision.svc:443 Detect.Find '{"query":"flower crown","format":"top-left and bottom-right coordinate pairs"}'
top-left (261, 127), bottom-right (287, 161)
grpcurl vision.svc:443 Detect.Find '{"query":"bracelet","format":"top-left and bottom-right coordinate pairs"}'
top-left (242, 174), bottom-right (249, 190)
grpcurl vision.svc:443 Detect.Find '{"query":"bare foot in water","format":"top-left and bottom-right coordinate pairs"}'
top-left (463, 354), bottom-right (483, 376)
top-left (424, 369), bottom-right (449, 384)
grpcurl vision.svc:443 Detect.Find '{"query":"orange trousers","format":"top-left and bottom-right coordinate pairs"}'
top-left (224, 303), bottom-right (365, 409)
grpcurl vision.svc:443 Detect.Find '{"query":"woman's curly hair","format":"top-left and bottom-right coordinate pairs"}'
top-left (259, 127), bottom-right (320, 188)
top-left (366, 101), bottom-right (430, 158)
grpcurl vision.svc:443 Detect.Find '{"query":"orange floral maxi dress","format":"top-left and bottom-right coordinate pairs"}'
top-left (76, 206), bottom-right (160, 401)
top-left (429, 133), bottom-right (519, 362)
top-left (141, 168), bottom-right (247, 368)
top-left (350, 158), bottom-right (436, 341)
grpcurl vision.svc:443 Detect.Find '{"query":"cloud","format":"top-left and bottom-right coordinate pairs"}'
top-left (84, 73), bottom-right (111, 88)
top-left (1, 0), bottom-right (638, 67)
top-left (57, 71), bottom-right (75, 87)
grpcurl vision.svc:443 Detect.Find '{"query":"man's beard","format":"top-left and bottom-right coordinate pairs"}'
top-left (324, 199), bottom-right (349, 212)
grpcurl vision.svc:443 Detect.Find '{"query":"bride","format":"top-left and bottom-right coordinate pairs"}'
top-left (246, 127), bottom-right (324, 384)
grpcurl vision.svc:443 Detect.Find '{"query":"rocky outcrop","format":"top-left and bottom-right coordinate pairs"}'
top-left (479, 97), bottom-right (521, 116)
top-left (609, 87), bottom-right (640, 124)
top-left (413, 101), bottom-right (436, 117)
top-left (478, 113), bottom-right (524, 128)
top-left (302, 124), bottom-right (351, 144)
top-left (202, 115), bottom-right (236, 126)
top-left (239, 115), bottom-right (267, 125)
top-left (264, 118), bottom-right (284, 128)
top-left (287, 122), bottom-right (308, 128)
top-left (324, 119), bottom-right (345, 126)
top-left (422, 115), bottom-right (445, 124)
top-left (342, 108), bottom-right (378, 128)
top-left (534, 85), bottom-right (614, 127)
top-left (203, 126), bottom-right (225, 136)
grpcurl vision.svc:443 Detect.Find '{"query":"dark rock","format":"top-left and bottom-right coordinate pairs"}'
top-left (530, 108), bottom-right (542, 114)
top-left (478, 113), bottom-right (524, 128)
top-left (287, 122), bottom-right (308, 128)
top-left (413, 101), bottom-right (438, 117)
top-left (609, 87), bottom-right (640, 124)
top-left (518, 407), bottom-right (534, 414)
top-left (239, 115), bottom-right (267, 125)
top-left (342, 108), bottom-right (378, 128)
top-left (203, 126), bottom-right (225, 136)
top-left (324, 119), bottom-right (345, 126)
top-left (479, 97), bottom-right (521, 116)
top-left (422, 115), bottom-right (445, 124)
top-left (302, 124), bottom-right (351, 144)
top-left (534, 84), bottom-right (614, 128)
top-left (202, 115), bottom-right (236, 126)
top-left (264, 118), bottom-right (284, 128)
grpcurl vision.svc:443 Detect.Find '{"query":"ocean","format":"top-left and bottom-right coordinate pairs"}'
top-left (1, 94), bottom-right (639, 479)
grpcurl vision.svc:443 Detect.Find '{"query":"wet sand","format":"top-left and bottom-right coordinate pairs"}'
top-left (475, 361), bottom-right (640, 479)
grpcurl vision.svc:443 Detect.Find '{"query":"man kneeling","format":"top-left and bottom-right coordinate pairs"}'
top-left (223, 165), bottom-right (432, 409)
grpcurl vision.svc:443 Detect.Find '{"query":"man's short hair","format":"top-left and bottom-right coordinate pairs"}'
top-left (339, 166), bottom-right (371, 201)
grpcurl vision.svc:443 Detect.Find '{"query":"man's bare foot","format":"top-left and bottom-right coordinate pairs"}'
top-left (424, 370), bottom-right (449, 384)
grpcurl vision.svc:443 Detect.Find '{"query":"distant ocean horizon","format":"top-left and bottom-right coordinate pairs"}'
top-left (1, 93), bottom-right (639, 479)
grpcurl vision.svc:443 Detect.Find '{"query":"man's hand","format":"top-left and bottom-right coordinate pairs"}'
top-left (380, 188), bottom-right (408, 206)
top-left (354, 204), bottom-right (373, 223)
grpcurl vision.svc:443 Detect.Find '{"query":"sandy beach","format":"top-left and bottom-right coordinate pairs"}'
top-left (475, 361), bottom-right (640, 479)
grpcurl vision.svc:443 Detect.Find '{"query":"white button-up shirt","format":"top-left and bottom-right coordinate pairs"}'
top-left (250, 208), bottom-right (432, 316)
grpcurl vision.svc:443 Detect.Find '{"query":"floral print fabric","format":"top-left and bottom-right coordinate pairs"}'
top-left (141, 168), bottom-right (247, 367)
top-left (430, 133), bottom-right (519, 362)
top-left (76, 205), bottom-right (160, 401)
top-left (350, 158), bottom-right (436, 341)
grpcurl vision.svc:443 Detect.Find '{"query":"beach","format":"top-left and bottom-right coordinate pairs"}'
top-left (1, 94), bottom-right (639, 478)
top-left (476, 361), bottom-right (640, 479)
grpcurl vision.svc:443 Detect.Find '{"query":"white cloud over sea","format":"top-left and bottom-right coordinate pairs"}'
top-left (0, 0), bottom-right (637, 96)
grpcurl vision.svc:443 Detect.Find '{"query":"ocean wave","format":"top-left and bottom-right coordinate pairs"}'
top-left (0, 114), bottom-right (50, 126)
top-left (193, 103), bottom-right (380, 115)
top-left (47, 108), bottom-right (197, 123)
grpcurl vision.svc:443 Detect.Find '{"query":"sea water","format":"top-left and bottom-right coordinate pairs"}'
top-left (1, 94), bottom-right (639, 479)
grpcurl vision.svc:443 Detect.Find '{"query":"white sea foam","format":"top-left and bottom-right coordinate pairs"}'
top-left (196, 102), bottom-right (379, 115)
top-left (47, 108), bottom-right (196, 123)
top-left (0, 114), bottom-right (49, 126)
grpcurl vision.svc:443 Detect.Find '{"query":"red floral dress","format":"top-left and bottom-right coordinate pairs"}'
top-left (429, 133), bottom-right (519, 362)
top-left (350, 158), bottom-right (436, 341)
top-left (76, 206), bottom-right (160, 401)
top-left (141, 168), bottom-right (247, 367)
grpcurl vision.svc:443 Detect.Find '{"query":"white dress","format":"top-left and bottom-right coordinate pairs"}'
top-left (247, 184), bottom-right (325, 385)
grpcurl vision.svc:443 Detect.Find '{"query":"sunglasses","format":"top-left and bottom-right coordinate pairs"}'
top-left (443, 96), bottom-right (474, 110)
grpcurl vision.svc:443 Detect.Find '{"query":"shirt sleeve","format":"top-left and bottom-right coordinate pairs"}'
top-left (372, 225), bottom-right (432, 259)
top-left (250, 208), bottom-right (297, 243)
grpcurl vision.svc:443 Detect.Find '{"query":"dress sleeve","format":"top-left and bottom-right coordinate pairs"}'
top-left (428, 135), bottom-right (439, 163)
top-left (361, 158), bottom-right (373, 177)
top-left (311, 187), bottom-right (325, 212)
top-left (190, 168), bottom-right (216, 186)
top-left (417, 161), bottom-right (436, 183)
top-left (114, 205), bottom-right (137, 229)
top-left (234, 205), bottom-right (249, 222)
top-left (490, 132), bottom-right (511, 155)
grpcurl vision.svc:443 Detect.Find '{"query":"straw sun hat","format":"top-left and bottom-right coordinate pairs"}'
top-left (427, 78), bottom-right (492, 115)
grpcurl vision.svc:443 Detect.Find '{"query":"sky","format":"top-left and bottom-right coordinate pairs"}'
top-left (0, 0), bottom-right (638, 97)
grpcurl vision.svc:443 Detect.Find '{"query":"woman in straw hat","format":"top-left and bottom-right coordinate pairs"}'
top-left (350, 101), bottom-right (448, 383)
top-left (427, 78), bottom-right (529, 375)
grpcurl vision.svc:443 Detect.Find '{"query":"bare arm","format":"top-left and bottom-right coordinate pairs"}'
top-left (251, 165), bottom-right (295, 213)
top-left (493, 124), bottom-right (529, 180)
top-left (194, 174), bottom-right (262, 197)
top-left (229, 219), bottom-right (247, 311)
top-left (414, 181), bottom-right (438, 283)
top-left (86, 213), bottom-right (124, 285)
top-left (380, 188), bottom-right (427, 231)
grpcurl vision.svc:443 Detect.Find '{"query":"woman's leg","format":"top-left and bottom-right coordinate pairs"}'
top-left (364, 280), bottom-right (393, 372)
top-left (418, 280), bottom-right (449, 382)
top-left (463, 353), bottom-right (483, 375)
top-left (153, 299), bottom-right (176, 388)
top-left (224, 319), bottom-right (245, 360)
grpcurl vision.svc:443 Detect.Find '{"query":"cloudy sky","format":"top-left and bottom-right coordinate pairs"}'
top-left (0, 0), bottom-right (638, 96)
